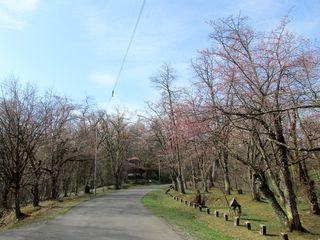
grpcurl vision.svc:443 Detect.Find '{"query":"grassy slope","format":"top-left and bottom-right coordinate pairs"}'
top-left (143, 188), bottom-right (320, 240)
top-left (143, 189), bottom-right (232, 240)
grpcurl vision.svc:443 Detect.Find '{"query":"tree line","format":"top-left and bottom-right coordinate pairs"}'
top-left (146, 16), bottom-right (320, 232)
top-left (0, 79), bottom-right (157, 219)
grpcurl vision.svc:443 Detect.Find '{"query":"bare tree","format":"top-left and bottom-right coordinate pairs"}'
top-left (150, 64), bottom-right (186, 194)
top-left (201, 15), bottom-right (320, 231)
top-left (41, 96), bottom-right (87, 199)
top-left (0, 79), bottom-right (43, 218)
top-left (98, 111), bottom-right (130, 189)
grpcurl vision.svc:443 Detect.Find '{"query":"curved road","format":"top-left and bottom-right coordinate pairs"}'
top-left (0, 185), bottom-right (186, 240)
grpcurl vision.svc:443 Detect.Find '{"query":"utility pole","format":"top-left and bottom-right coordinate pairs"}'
top-left (158, 158), bottom-right (161, 183)
top-left (94, 124), bottom-right (98, 197)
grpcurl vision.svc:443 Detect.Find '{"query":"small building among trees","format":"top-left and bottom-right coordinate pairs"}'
top-left (126, 157), bottom-right (146, 182)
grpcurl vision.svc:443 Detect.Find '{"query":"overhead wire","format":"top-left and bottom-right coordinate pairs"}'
top-left (109, 0), bottom-right (146, 102)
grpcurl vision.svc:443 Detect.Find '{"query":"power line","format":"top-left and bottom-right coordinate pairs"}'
top-left (110, 0), bottom-right (146, 100)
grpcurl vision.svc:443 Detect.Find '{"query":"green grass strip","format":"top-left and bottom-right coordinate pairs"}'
top-left (142, 189), bottom-right (233, 240)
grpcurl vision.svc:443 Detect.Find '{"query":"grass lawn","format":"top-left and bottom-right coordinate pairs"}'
top-left (143, 189), bottom-right (232, 240)
top-left (143, 188), bottom-right (320, 240)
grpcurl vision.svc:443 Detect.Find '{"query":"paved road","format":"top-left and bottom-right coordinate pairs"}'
top-left (0, 185), bottom-right (186, 240)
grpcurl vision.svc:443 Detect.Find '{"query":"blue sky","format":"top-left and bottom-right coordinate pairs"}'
top-left (0, 0), bottom-right (319, 115)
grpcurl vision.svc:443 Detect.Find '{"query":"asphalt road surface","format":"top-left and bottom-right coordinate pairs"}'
top-left (0, 185), bottom-right (186, 240)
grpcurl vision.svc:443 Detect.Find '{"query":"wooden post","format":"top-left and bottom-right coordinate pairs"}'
top-left (234, 217), bottom-right (240, 226)
top-left (214, 210), bottom-right (219, 217)
top-left (281, 233), bottom-right (289, 240)
top-left (207, 208), bottom-right (210, 214)
top-left (199, 206), bottom-right (202, 211)
top-left (224, 213), bottom-right (228, 221)
top-left (260, 224), bottom-right (267, 235)
top-left (245, 221), bottom-right (251, 230)
top-left (193, 203), bottom-right (197, 208)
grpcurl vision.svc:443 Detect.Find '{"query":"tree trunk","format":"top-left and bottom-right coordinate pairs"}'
top-left (203, 175), bottom-right (208, 193)
top-left (274, 115), bottom-right (306, 232)
top-left (209, 169), bottom-right (214, 188)
top-left (63, 178), bottom-right (70, 197)
top-left (75, 179), bottom-right (79, 196)
top-left (170, 170), bottom-right (179, 191)
top-left (290, 110), bottom-right (320, 215)
top-left (172, 178), bottom-right (179, 191)
top-left (182, 171), bottom-right (187, 191)
top-left (14, 186), bottom-right (23, 219)
top-left (282, 168), bottom-right (306, 232)
top-left (298, 162), bottom-right (320, 215)
top-left (63, 185), bottom-right (68, 197)
top-left (177, 174), bottom-right (186, 194)
top-left (267, 170), bottom-right (286, 205)
top-left (306, 180), bottom-right (320, 215)
top-left (222, 149), bottom-right (231, 195)
top-left (200, 161), bottom-right (208, 192)
top-left (190, 161), bottom-right (197, 189)
top-left (51, 175), bottom-right (59, 199)
top-left (176, 143), bottom-right (186, 194)
top-left (257, 172), bottom-right (289, 226)
top-left (203, 180), bottom-right (208, 192)
top-left (176, 176), bottom-right (182, 193)
top-left (250, 170), bottom-right (260, 201)
top-left (224, 173), bottom-right (231, 195)
top-left (210, 159), bottom-right (218, 187)
top-left (32, 182), bottom-right (40, 207)
top-left (1, 185), bottom-right (9, 209)
top-left (114, 174), bottom-right (121, 190)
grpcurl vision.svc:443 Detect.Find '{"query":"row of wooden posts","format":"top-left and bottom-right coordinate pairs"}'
top-left (167, 192), bottom-right (289, 240)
